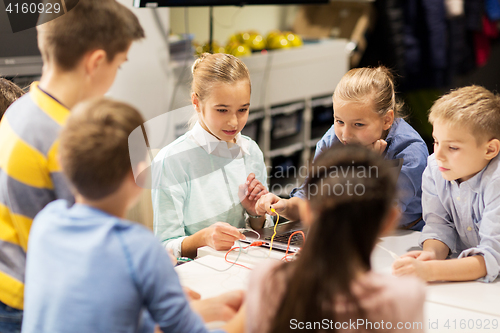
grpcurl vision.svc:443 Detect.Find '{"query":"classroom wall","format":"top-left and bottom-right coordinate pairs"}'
top-left (107, 1), bottom-right (171, 122)
top-left (106, 2), bottom-right (173, 229)
top-left (169, 5), bottom-right (298, 46)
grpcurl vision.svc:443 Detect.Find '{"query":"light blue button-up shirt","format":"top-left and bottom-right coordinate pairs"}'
top-left (420, 154), bottom-right (500, 282)
top-left (291, 118), bottom-right (429, 230)
top-left (152, 122), bottom-right (269, 257)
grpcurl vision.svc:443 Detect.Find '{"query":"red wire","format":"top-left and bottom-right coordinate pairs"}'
top-left (224, 245), bottom-right (253, 270)
top-left (281, 231), bottom-right (305, 261)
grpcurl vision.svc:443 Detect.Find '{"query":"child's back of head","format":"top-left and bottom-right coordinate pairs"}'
top-left (59, 98), bottom-right (145, 200)
top-left (37, 0), bottom-right (144, 71)
top-left (267, 144), bottom-right (398, 331)
top-left (0, 78), bottom-right (24, 120)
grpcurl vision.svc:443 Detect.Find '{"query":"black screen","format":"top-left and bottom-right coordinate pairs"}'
top-left (133, 0), bottom-right (328, 7)
top-left (0, 2), bottom-right (41, 58)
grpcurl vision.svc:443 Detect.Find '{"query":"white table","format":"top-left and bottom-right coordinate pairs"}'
top-left (175, 231), bottom-right (500, 333)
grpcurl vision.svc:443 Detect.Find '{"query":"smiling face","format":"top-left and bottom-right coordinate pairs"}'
top-left (333, 99), bottom-right (393, 147)
top-left (193, 80), bottom-right (251, 143)
top-left (432, 119), bottom-right (496, 182)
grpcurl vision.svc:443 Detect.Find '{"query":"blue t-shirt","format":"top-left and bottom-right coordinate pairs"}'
top-left (291, 119), bottom-right (429, 230)
top-left (23, 200), bottom-right (221, 333)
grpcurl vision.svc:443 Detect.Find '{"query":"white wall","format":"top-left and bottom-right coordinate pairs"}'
top-left (169, 5), bottom-right (298, 46)
top-left (107, 1), bottom-right (171, 121)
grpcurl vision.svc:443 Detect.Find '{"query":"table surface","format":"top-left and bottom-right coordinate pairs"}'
top-left (175, 230), bottom-right (500, 333)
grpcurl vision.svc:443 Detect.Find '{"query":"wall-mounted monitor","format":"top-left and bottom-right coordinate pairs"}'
top-left (133, 0), bottom-right (328, 7)
top-left (0, 2), bottom-right (42, 77)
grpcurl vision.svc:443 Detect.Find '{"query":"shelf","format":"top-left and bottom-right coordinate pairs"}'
top-left (269, 177), bottom-right (301, 198)
top-left (311, 95), bottom-right (333, 108)
top-left (267, 142), bottom-right (304, 159)
top-left (308, 137), bottom-right (322, 148)
top-left (311, 123), bottom-right (333, 141)
top-left (270, 101), bottom-right (305, 116)
top-left (247, 110), bottom-right (265, 123)
top-left (271, 129), bottom-right (303, 150)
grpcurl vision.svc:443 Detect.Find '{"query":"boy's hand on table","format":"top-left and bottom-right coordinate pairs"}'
top-left (399, 250), bottom-right (436, 261)
top-left (255, 193), bottom-right (287, 216)
top-left (392, 256), bottom-right (431, 281)
top-left (191, 290), bottom-right (245, 323)
top-left (204, 222), bottom-right (245, 251)
top-left (239, 173), bottom-right (268, 216)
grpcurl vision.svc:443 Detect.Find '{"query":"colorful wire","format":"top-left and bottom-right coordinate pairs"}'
top-left (281, 230), bottom-right (305, 262)
top-left (268, 207), bottom-right (280, 254)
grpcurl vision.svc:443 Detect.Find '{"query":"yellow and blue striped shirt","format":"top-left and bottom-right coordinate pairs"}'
top-left (0, 82), bottom-right (73, 309)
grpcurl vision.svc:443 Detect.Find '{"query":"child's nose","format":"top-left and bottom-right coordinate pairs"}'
top-left (342, 127), bottom-right (353, 140)
top-left (228, 114), bottom-right (238, 128)
top-left (435, 145), bottom-right (444, 160)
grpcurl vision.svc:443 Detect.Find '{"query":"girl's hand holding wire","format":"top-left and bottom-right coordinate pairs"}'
top-left (239, 173), bottom-right (268, 216)
top-left (204, 222), bottom-right (245, 251)
top-left (255, 193), bottom-right (287, 216)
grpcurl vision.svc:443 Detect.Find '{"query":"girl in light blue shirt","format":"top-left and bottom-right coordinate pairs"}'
top-left (259, 67), bottom-right (429, 231)
top-left (152, 53), bottom-right (269, 258)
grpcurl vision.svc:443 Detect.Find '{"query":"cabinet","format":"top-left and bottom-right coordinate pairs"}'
top-left (170, 39), bottom-right (348, 197)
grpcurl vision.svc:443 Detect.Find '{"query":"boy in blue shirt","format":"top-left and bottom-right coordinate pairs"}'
top-left (22, 98), bottom-right (245, 333)
top-left (393, 85), bottom-right (500, 282)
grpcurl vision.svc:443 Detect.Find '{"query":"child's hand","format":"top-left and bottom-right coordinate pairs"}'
top-left (392, 257), bottom-right (431, 281)
top-left (399, 250), bottom-right (436, 261)
top-left (371, 139), bottom-right (387, 155)
top-left (204, 222), bottom-right (245, 251)
top-left (166, 248), bottom-right (177, 266)
top-left (191, 290), bottom-right (245, 323)
top-left (239, 173), bottom-right (268, 216)
top-left (255, 193), bottom-right (287, 216)
top-left (183, 287), bottom-right (201, 301)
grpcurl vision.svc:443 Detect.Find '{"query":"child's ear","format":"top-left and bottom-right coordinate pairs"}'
top-left (485, 138), bottom-right (500, 160)
top-left (133, 161), bottom-right (150, 189)
top-left (379, 205), bottom-right (401, 237)
top-left (382, 110), bottom-right (395, 131)
top-left (191, 92), bottom-right (201, 113)
top-left (84, 49), bottom-right (107, 75)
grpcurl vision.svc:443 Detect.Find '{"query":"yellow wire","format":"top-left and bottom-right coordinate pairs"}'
top-left (268, 208), bottom-right (280, 254)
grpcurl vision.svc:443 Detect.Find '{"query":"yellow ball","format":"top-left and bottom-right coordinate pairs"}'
top-left (232, 44), bottom-right (252, 57)
top-left (248, 33), bottom-right (266, 50)
top-left (285, 32), bottom-right (303, 48)
top-left (267, 33), bottom-right (290, 49)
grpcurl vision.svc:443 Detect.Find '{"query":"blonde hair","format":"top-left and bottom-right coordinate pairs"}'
top-left (189, 53), bottom-right (251, 128)
top-left (59, 98), bottom-right (145, 200)
top-left (333, 66), bottom-right (404, 118)
top-left (429, 85), bottom-right (500, 142)
top-left (37, 0), bottom-right (144, 71)
top-left (0, 78), bottom-right (25, 120)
